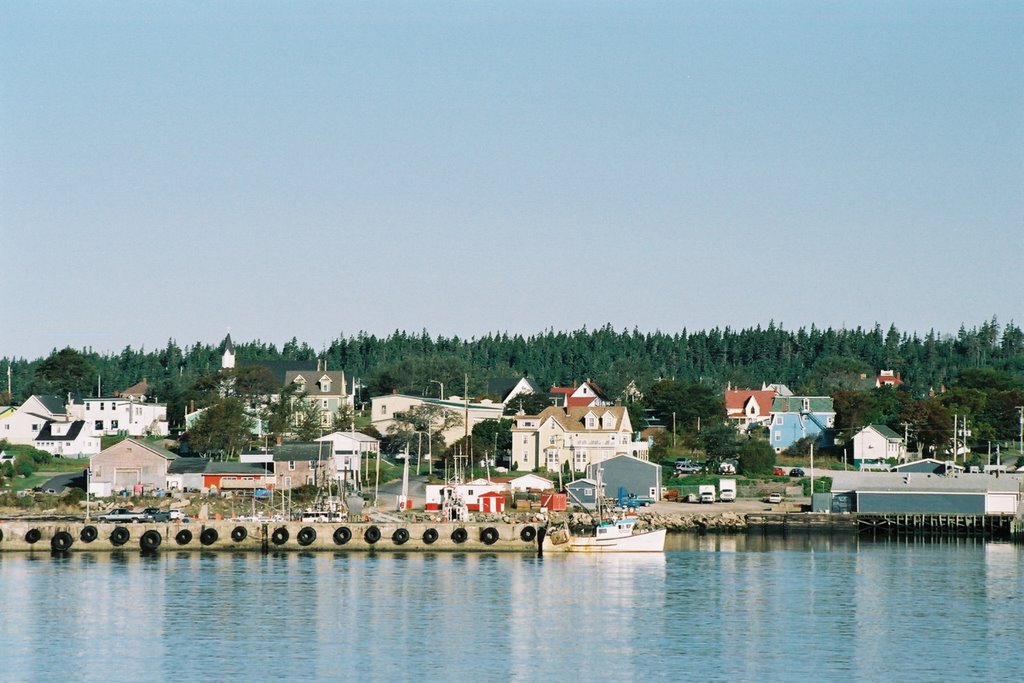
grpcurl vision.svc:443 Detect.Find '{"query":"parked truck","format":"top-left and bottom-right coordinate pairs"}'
top-left (698, 484), bottom-right (716, 504)
top-left (718, 478), bottom-right (737, 503)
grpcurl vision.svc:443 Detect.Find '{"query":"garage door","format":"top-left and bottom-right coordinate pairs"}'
top-left (114, 469), bottom-right (141, 488)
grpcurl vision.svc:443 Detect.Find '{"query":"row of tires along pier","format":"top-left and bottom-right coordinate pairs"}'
top-left (0, 521), bottom-right (544, 553)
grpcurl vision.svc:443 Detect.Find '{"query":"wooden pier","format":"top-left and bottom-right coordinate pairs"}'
top-left (745, 512), bottom-right (1017, 539)
top-left (856, 513), bottom-right (1014, 539)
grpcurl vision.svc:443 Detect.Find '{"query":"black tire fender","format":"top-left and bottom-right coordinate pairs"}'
top-left (271, 527), bottom-right (289, 545)
top-left (50, 531), bottom-right (74, 552)
top-left (200, 528), bottom-right (219, 546)
top-left (423, 528), bottom-right (439, 544)
top-left (140, 530), bottom-right (162, 552)
top-left (110, 526), bottom-right (130, 547)
top-left (520, 525), bottom-right (537, 542)
top-left (364, 525), bottom-right (381, 544)
top-left (392, 528), bottom-right (409, 545)
top-left (297, 527), bottom-right (317, 546)
top-left (333, 527), bottom-right (352, 545)
top-left (175, 529), bottom-right (193, 545)
top-left (451, 527), bottom-right (468, 544)
top-left (481, 527), bottom-right (499, 545)
top-left (231, 526), bottom-right (248, 542)
top-left (80, 525), bottom-right (98, 543)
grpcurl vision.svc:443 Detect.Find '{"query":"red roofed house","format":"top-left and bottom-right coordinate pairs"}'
top-left (725, 387), bottom-right (776, 431)
top-left (875, 370), bottom-right (903, 388)
top-left (549, 380), bottom-right (611, 408)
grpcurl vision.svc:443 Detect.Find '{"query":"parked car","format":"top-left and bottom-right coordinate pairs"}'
top-left (169, 510), bottom-right (189, 522)
top-left (675, 463), bottom-right (702, 475)
top-left (772, 467), bottom-right (787, 476)
top-left (789, 468), bottom-right (806, 477)
top-left (142, 507), bottom-right (171, 522)
top-left (718, 462), bottom-right (737, 475)
top-left (767, 492), bottom-right (783, 504)
top-left (98, 508), bottom-right (148, 523)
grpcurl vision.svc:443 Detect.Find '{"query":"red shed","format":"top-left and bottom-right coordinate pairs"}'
top-left (541, 493), bottom-right (567, 511)
top-left (478, 490), bottom-right (506, 513)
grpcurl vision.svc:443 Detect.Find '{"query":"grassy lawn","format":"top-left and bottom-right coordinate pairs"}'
top-left (9, 473), bottom-right (54, 492)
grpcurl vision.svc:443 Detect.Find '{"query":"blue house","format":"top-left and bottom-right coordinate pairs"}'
top-left (768, 396), bottom-right (835, 453)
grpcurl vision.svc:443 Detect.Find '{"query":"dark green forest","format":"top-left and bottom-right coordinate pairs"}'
top-left (4, 318), bottom-right (1023, 457)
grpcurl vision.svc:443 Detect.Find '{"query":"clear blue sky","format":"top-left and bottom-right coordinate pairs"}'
top-left (2, 1), bottom-right (1022, 360)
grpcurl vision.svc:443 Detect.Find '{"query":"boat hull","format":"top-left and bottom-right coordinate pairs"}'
top-left (544, 528), bottom-right (666, 553)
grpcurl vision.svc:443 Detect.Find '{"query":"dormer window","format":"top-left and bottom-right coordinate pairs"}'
top-left (587, 417), bottom-right (596, 428)
top-left (320, 376), bottom-right (331, 392)
top-left (802, 398), bottom-right (810, 412)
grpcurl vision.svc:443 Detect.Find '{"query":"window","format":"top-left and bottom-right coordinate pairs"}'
top-left (574, 451), bottom-right (587, 465)
top-left (380, 404), bottom-right (387, 415)
top-left (774, 432), bottom-right (781, 441)
top-left (802, 398), bottom-right (811, 412)
top-left (288, 461), bottom-right (296, 471)
top-left (100, 403), bottom-right (105, 410)
top-left (546, 450), bottom-right (560, 468)
top-left (584, 488), bottom-right (594, 496)
top-left (587, 418), bottom-right (595, 428)
top-left (94, 420), bottom-right (103, 430)
top-left (774, 416), bottom-right (783, 425)
top-left (549, 435), bottom-right (556, 445)
top-left (111, 420), bottom-right (118, 430)
top-left (86, 404), bottom-right (91, 411)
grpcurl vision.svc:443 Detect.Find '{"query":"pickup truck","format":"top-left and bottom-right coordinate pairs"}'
top-left (98, 507), bottom-right (149, 523)
top-left (142, 507), bottom-right (172, 522)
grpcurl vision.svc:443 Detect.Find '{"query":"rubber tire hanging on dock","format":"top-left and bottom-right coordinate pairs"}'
top-left (392, 528), bottom-right (409, 545)
top-left (297, 527), bottom-right (317, 546)
top-left (25, 528), bottom-right (42, 544)
top-left (364, 526), bottom-right (381, 544)
top-left (140, 530), bottom-right (162, 552)
top-left (231, 526), bottom-right (247, 542)
top-left (451, 527), bottom-right (468, 544)
top-left (422, 528), bottom-right (439, 544)
top-left (480, 527), bottom-right (499, 545)
top-left (50, 531), bottom-right (74, 552)
top-left (110, 527), bottom-right (130, 547)
top-left (520, 526), bottom-right (536, 542)
top-left (200, 528), bottom-right (219, 546)
top-left (272, 527), bottom-right (289, 545)
top-left (80, 525), bottom-right (98, 543)
top-left (333, 527), bottom-right (352, 545)
top-left (175, 529), bottom-right (193, 545)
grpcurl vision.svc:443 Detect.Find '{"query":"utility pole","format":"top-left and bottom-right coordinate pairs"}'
top-left (1017, 406), bottom-right (1024, 456)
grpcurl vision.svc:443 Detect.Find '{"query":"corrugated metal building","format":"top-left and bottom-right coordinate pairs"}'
top-left (586, 454), bottom-right (662, 502)
top-left (828, 471), bottom-right (1022, 515)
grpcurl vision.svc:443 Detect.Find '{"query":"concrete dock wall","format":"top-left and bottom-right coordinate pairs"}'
top-left (0, 520), bottom-right (545, 553)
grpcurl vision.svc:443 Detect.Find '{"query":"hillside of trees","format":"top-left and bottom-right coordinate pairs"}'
top-left (3, 318), bottom-right (1022, 462)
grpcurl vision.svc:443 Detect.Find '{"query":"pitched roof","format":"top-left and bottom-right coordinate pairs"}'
top-left (103, 438), bottom-right (178, 461)
top-left (831, 470), bottom-right (1018, 494)
top-left (286, 370), bottom-right (347, 395)
top-left (273, 441), bottom-right (331, 462)
top-left (487, 377), bottom-right (540, 401)
top-left (725, 389), bottom-right (775, 416)
top-left (204, 461), bottom-right (270, 475)
top-left (771, 396), bottom-right (835, 414)
top-left (120, 378), bottom-right (148, 398)
top-left (168, 457), bottom-right (211, 474)
top-left (866, 424), bottom-right (902, 440)
top-left (35, 420), bottom-right (85, 442)
top-left (34, 395), bottom-right (67, 415)
top-left (528, 405), bottom-right (628, 432)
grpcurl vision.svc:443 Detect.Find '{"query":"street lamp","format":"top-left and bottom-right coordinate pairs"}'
top-left (428, 380), bottom-right (445, 401)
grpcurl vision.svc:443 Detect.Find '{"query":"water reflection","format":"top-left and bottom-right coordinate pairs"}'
top-left (0, 540), bottom-right (1022, 682)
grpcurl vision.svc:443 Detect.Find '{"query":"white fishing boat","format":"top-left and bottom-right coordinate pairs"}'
top-left (544, 516), bottom-right (666, 553)
top-left (545, 466), bottom-right (666, 552)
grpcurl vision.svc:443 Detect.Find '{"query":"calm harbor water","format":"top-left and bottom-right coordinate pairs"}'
top-left (2, 534), bottom-right (1023, 682)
